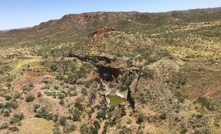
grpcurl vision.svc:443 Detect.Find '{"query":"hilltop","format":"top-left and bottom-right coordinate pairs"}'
top-left (0, 7), bottom-right (221, 134)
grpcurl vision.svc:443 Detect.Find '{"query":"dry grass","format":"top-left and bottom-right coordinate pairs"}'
top-left (18, 118), bottom-right (54, 134)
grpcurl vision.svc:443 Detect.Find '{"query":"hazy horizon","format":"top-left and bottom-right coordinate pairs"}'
top-left (1, 0), bottom-right (221, 30)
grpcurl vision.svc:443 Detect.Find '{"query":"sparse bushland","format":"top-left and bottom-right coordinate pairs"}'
top-left (0, 8), bottom-right (221, 134)
top-left (175, 91), bottom-right (188, 103)
top-left (197, 96), bottom-right (216, 111)
top-left (33, 105), bottom-right (54, 120)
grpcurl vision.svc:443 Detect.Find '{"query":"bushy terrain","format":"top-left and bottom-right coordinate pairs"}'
top-left (0, 8), bottom-right (221, 134)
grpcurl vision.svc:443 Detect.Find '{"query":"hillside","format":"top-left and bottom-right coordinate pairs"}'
top-left (0, 8), bottom-right (221, 134)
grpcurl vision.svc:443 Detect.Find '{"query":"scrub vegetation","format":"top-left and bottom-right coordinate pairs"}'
top-left (0, 8), bottom-right (221, 133)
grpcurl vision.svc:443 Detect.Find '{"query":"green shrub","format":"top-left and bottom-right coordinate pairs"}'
top-left (76, 79), bottom-right (87, 85)
top-left (64, 124), bottom-right (77, 133)
top-left (42, 78), bottom-right (49, 83)
top-left (69, 124), bottom-right (77, 132)
top-left (90, 127), bottom-right (99, 134)
top-left (74, 98), bottom-right (84, 111)
top-left (120, 85), bottom-right (127, 91)
top-left (26, 95), bottom-right (35, 102)
top-left (9, 126), bottom-right (19, 131)
top-left (58, 93), bottom-right (65, 99)
top-left (44, 112), bottom-right (54, 120)
top-left (35, 107), bottom-right (43, 117)
top-left (142, 68), bottom-right (154, 79)
top-left (96, 111), bottom-right (106, 120)
top-left (179, 76), bottom-right (187, 85)
top-left (37, 92), bottom-right (42, 97)
top-left (175, 91), bottom-right (187, 103)
top-left (0, 103), bottom-right (4, 109)
top-left (81, 88), bottom-right (88, 95)
top-left (74, 66), bottom-right (87, 79)
top-left (80, 124), bottom-right (89, 134)
top-left (85, 81), bottom-right (92, 88)
top-left (56, 74), bottom-right (64, 80)
top-left (29, 83), bottom-right (34, 87)
top-left (4, 95), bottom-right (11, 100)
top-left (33, 104), bottom-right (41, 112)
top-left (4, 102), bottom-right (11, 108)
top-left (0, 122), bottom-right (9, 130)
top-left (22, 84), bottom-right (33, 91)
top-left (110, 116), bottom-right (118, 126)
top-left (72, 108), bottom-right (82, 121)
top-left (69, 91), bottom-right (78, 96)
top-left (59, 99), bottom-right (64, 105)
top-left (197, 96), bottom-right (216, 111)
top-left (11, 101), bottom-right (19, 109)
top-left (127, 119), bottom-right (132, 124)
top-left (10, 116), bottom-right (20, 124)
top-left (50, 64), bottom-right (57, 72)
top-left (136, 113), bottom-right (144, 124)
top-left (53, 126), bottom-right (61, 134)
top-left (180, 127), bottom-right (188, 134)
top-left (93, 120), bottom-right (101, 129)
top-left (70, 86), bottom-right (76, 91)
top-left (19, 113), bottom-right (24, 120)
top-left (102, 121), bottom-right (109, 134)
top-left (44, 90), bottom-right (53, 96)
top-left (3, 109), bottom-right (10, 117)
top-left (159, 112), bottom-right (167, 120)
top-left (147, 57), bottom-right (158, 64)
top-left (119, 126), bottom-right (132, 134)
top-left (53, 114), bottom-right (58, 122)
top-left (59, 116), bottom-right (67, 126)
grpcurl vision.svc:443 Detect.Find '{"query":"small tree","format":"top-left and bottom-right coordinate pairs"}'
top-left (96, 111), bottom-right (106, 120)
top-left (11, 101), bottom-right (19, 109)
top-left (58, 93), bottom-right (65, 99)
top-left (59, 116), bottom-right (67, 126)
top-left (50, 64), bottom-right (57, 72)
top-left (159, 112), bottom-right (167, 120)
top-left (10, 116), bottom-right (20, 124)
top-left (26, 95), bottom-right (35, 102)
top-left (3, 109), bottom-right (10, 117)
top-left (81, 88), bottom-right (87, 95)
top-left (4, 96), bottom-right (11, 100)
top-left (93, 120), bottom-right (101, 129)
top-left (64, 124), bottom-right (76, 133)
top-left (136, 113), bottom-right (144, 124)
top-left (0, 122), bottom-right (9, 130)
top-left (53, 126), bottom-right (61, 134)
top-left (72, 108), bottom-right (82, 121)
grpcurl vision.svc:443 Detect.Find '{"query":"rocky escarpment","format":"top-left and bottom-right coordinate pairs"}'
top-left (64, 51), bottom-right (142, 110)
top-left (90, 27), bottom-right (119, 38)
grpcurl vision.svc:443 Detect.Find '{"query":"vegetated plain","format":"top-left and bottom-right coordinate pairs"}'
top-left (0, 8), bottom-right (221, 134)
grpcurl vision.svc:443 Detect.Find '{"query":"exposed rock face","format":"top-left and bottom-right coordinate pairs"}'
top-left (90, 27), bottom-right (119, 37)
top-left (97, 66), bottom-right (120, 82)
top-left (64, 52), bottom-right (123, 82)
top-left (105, 89), bottom-right (127, 99)
top-left (64, 52), bottom-right (139, 110)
